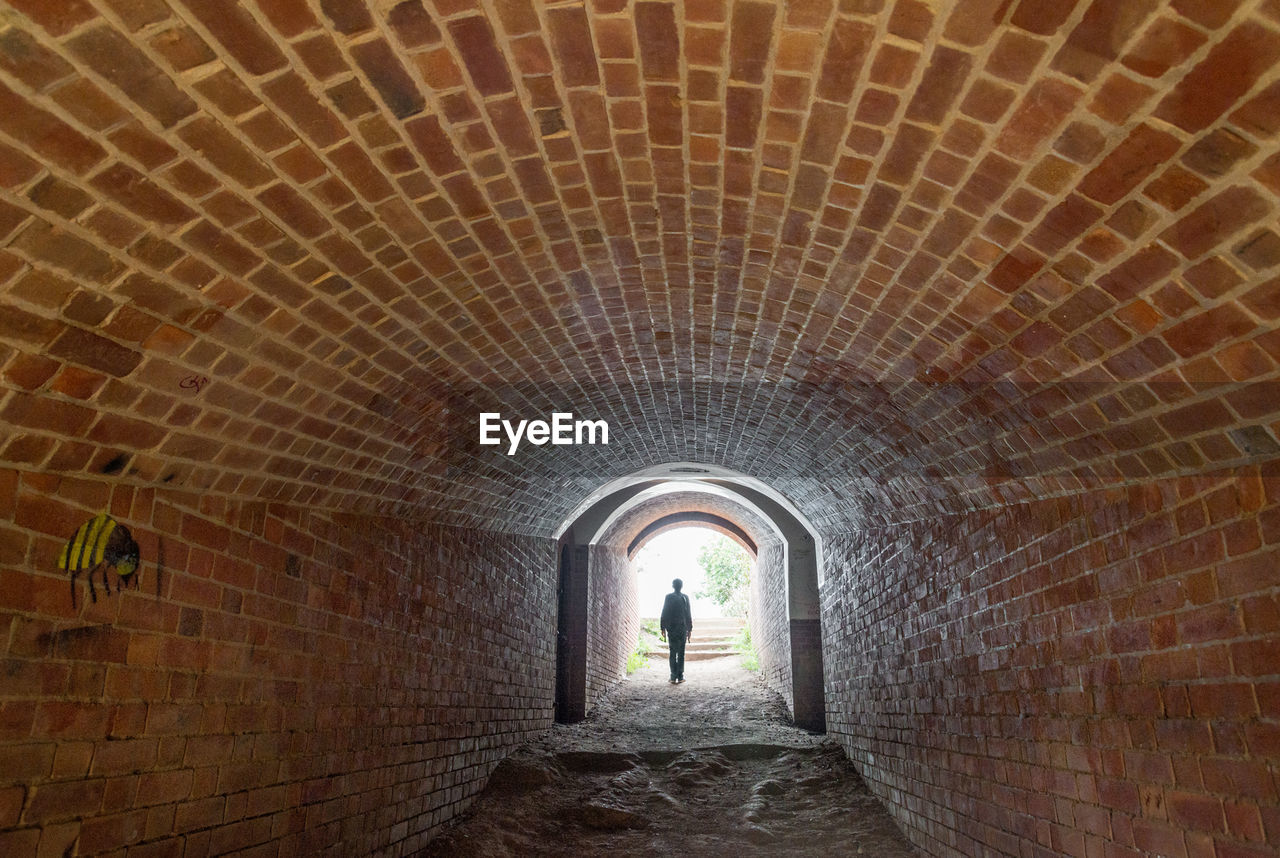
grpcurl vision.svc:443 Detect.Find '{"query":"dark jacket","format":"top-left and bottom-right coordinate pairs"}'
top-left (660, 591), bottom-right (692, 635)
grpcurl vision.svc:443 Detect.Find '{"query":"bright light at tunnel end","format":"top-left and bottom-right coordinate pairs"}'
top-left (478, 412), bottom-right (610, 456)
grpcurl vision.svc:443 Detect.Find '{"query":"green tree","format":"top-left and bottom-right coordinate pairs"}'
top-left (695, 534), bottom-right (751, 617)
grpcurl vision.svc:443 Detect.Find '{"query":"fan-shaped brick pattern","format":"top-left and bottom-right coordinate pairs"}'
top-left (0, 0), bottom-right (1274, 533)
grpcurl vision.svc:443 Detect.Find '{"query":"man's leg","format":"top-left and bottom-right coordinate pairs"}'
top-left (672, 631), bottom-right (686, 681)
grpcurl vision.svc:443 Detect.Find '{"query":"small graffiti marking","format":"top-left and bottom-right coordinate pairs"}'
top-left (179, 375), bottom-right (210, 393)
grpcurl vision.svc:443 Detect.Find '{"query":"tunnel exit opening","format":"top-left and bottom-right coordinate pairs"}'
top-left (632, 525), bottom-right (754, 622)
top-left (555, 464), bottom-right (827, 733)
top-left (632, 526), bottom-right (758, 682)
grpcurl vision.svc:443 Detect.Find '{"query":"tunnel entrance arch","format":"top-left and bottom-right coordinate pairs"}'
top-left (627, 511), bottom-right (759, 559)
top-left (556, 464), bottom-right (826, 731)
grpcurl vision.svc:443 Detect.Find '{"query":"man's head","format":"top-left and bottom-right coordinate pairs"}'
top-left (672, 579), bottom-right (683, 592)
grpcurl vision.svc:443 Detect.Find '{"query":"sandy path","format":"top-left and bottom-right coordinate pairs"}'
top-left (421, 656), bottom-right (919, 857)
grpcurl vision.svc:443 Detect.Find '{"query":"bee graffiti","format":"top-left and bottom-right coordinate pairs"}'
top-left (57, 514), bottom-right (141, 608)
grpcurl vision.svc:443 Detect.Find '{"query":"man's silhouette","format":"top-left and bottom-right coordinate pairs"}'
top-left (660, 578), bottom-right (693, 683)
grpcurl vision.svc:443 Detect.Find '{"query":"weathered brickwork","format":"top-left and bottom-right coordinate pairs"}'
top-left (823, 471), bottom-right (1280, 858)
top-left (0, 466), bottom-right (557, 856)
top-left (598, 491), bottom-right (775, 557)
top-left (749, 539), bottom-right (792, 714)
top-left (585, 542), bottom-right (638, 709)
top-left (0, 1), bottom-right (1274, 537)
top-left (0, 0), bottom-right (1277, 854)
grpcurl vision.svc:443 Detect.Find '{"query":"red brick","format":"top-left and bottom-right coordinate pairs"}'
top-left (89, 163), bottom-right (197, 225)
top-left (728, 2), bottom-right (775, 85)
top-left (90, 739), bottom-right (159, 776)
top-left (177, 0), bottom-right (288, 75)
top-left (69, 27), bottom-right (197, 128)
top-left (0, 27), bottom-right (76, 91)
top-left (253, 0), bottom-right (318, 37)
top-left (1201, 758), bottom-right (1276, 801)
top-left (0, 82), bottom-right (108, 175)
top-left (1167, 791), bottom-right (1225, 833)
top-left (389, 1), bottom-right (440, 46)
top-left (636, 2), bottom-right (680, 81)
top-left (1056, 0), bottom-right (1161, 82)
top-left (1096, 244), bottom-right (1178, 302)
top-left (261, 73), bottom-right (348, 148)
top-left (1124, 17), bottom-right (1207, 79)
top-left (150, 26), bottom-right (216, 72)
top-left (1232, 80), bottom-right (1280, 138)
top-left (941, 0), bottom-right (1009, 45)
top-left (0, 785), bottom-right (23, 827)
top-left (5, 0), bottom-right (96, 36)
top-left (0, 141), bottom-right (41, 189)
top-left (317, 0), bottom-right (371, 33)
top-left (1143, 165), bottom-right (1207, 214)
top-left (1012, 0), bottom-right (1080, 34)
top-left (545, 6), bottom-right (599, 88)
top-left (1184, 130), bottom-right (1258, 182)
top-left (137, 769), bottom-right (194, 806)
top-left (1079, 124), bottom-right (1181, 206)
top-left (725, 87), bottom-right (763, 150)
top-left (1223, 800), bottom-right (1265, 842)
top-left (177, 117), bottom-right (275, 189)
top-left (907, 46), bottom-right (973, 125)
top-left (4, 353), bottom-right (60, 391)
top-left (1156, 22), bottom-right (1280, 133)
top-left (1162, 187), bottom-right (1273, 260)
top-left (1163, 304), bottom-right (1259, 359)
top-left (1172, 0), bottom-right (1243, 29)
top-left (351, 38), bottom-right (424, 120)
top-left (818, 19), bottom-right (874, 103)
top-left (0, 830), bottom-right (39, 854)
top-left (25, 778), bottom-right (106, 823)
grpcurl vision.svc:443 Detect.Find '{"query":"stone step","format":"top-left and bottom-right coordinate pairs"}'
top-left (645, 638), bottom-right (741, 659)
top-left (640, 616), bottom-right (745, 662)
top-left (641, 616), bottom-right (745, 627)
top-left (643, 648), bottom-right (736, 662)
top-left (648, 639), bottom-right (733, 651)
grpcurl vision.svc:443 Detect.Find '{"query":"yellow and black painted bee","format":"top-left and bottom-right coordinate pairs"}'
top-left (57, 513), bottom-right (141, 607)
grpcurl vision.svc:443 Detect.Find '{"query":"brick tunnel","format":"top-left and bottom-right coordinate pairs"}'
top-left (0, 0), bottom-right (1278, 855)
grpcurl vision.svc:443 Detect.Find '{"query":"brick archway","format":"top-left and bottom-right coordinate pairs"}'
top-left (626, 511), bottom-right (758, 558)
top-left (560, 467), bottom-right (827, 732)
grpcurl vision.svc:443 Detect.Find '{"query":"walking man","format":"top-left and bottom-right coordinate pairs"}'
top-left (660, 578), bottom-right (693, 683)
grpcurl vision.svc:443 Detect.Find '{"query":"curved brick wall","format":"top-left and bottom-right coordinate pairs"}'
top-left (822, 472), bottom-right (1279, 856)
top-left (0, 473), bottom-right (558, 854)
top-left (0, 0), bottom-right (1278, 855)
top-left (749, 539), bottom-right (793, 715)
top-left (585, 541), bottom-right (638, 709)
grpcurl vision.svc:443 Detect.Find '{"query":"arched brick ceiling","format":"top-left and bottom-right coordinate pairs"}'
top-left (0, 0), bottom-right (1278, 535)
top-left (595, 490), bottom-right (777, 554)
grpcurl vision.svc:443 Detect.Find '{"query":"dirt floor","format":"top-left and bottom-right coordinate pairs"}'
top-left (421, 655), bottom-right (920, 857)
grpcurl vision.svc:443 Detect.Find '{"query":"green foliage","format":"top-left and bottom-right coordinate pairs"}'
top-left (626, 649), bottom-right (648, 674)
top-left (733, 624), bottom-right (759, 672)
top-left (695, 535), bottom-right (752, 617)
top-left (626, 619), bottom-right (663, 675)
